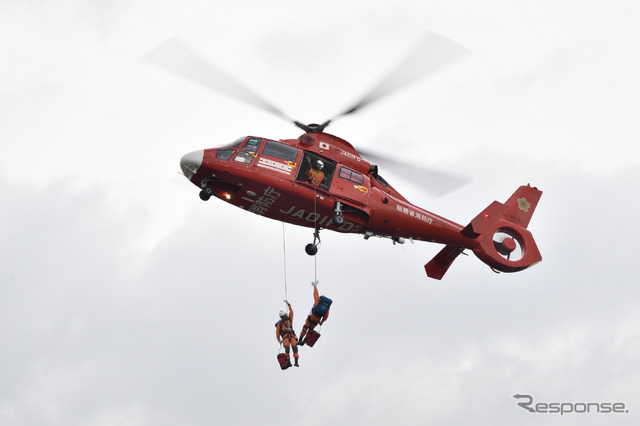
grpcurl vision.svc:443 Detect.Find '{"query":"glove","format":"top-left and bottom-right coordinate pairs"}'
top-left (311, 281), bottom-right (318, 287)
top-left (283, 299), bottom-right (290, 305)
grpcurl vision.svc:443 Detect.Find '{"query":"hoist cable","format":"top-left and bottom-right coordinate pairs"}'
top-left (282, 222), bottom-right (288, 305)
top-left (313, 185), bottom-right (319, 285)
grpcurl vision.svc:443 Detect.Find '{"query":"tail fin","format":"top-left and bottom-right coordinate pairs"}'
top-left (465, 184), bottom-right (542, 274)
top-left (425, 185), bottom-right (542, 279)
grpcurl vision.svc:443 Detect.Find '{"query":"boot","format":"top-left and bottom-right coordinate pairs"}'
top-left (294, 358), bottom-right (299, 367)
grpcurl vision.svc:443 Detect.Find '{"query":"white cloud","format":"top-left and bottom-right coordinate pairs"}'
top-left (1, 0), bottom-right (640, 425)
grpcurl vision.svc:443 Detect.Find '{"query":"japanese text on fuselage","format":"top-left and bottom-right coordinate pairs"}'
top-left (245, 187), bottom-right (281, 216)
top-left (397, 204), bottom-right (433, 224)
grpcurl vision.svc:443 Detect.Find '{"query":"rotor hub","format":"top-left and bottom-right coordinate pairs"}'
top-left (501, 237), bottom-right (517, 253)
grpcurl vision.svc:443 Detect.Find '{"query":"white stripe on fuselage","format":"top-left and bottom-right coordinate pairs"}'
top-left (258, 158), bottom-right (291, 175)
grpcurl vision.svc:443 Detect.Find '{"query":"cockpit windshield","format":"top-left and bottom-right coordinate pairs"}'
top-left (213, 137), bottom-right (247, 160)
top-left (216, 136), bottom-right (246, 149)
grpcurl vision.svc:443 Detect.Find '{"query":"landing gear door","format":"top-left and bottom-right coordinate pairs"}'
top-left (333, 166), bottom-right (370, 206)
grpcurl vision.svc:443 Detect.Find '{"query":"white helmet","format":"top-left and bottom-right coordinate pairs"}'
top-left (315, 160), bottom-right (324, 170)
top-left (279, 310), bottom-right (287, 318)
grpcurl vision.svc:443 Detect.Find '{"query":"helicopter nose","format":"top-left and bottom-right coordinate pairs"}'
top-left (180, 149), bottom-right (204, 181)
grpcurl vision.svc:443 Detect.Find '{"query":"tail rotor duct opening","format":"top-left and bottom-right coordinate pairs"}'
top-left (492, 228), bottom-right (524, 262)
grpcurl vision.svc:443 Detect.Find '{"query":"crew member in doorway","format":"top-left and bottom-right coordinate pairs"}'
top-left (276, 301), bottom-right (299, 367)
top-left (306, 159), bottom-right (325, 187)
top-left (298, 281), bottom-right (332, 346)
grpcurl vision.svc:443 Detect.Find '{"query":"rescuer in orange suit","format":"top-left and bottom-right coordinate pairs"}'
top-left (276, 301), bottom-right (299, 367)
top-left (306, 159), bottom-right (325, 187)
top-left (298, 281), bottom-right (331, 346)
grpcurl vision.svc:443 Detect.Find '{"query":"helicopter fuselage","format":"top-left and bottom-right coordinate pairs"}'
top-left (181, 132), bottom-right (472, 248)
top-left (180, 132), bottom-right (542, 279)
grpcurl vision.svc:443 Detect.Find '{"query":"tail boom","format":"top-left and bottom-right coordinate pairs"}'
top-left (425, 184), bottom-right (542, 279)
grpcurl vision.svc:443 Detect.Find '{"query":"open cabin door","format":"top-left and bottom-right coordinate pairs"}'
top-left (295, 152), bottom-right (336, 191)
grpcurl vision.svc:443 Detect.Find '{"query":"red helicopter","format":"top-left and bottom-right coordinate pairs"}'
top-left (145, 33), bottom-right (542, 279)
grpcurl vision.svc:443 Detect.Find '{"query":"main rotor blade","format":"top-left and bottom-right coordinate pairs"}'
top-left (335, 31), bottom-right (470, 119)
top-left (359, 149), bottom-right (470, 197)
top-left (144, 38), bottom-right (293, 122)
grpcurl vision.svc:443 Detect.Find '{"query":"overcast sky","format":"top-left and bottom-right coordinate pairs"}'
top-left (1, 1), bottom-right (639, 425)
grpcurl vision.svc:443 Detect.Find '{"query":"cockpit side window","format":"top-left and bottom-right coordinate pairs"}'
top-left (242, 138), bottom-right (261, 153)
top-left (234, 138), bottom-right (262, 163)
top-left (262, 140), bottom-right (298, 163)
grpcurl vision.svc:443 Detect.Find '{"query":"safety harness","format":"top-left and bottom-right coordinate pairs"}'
top-left (276, 317), bottom-right (297, 339)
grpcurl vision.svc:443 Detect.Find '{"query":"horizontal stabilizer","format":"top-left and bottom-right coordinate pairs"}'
top-left (425, 244), bottom-right (463, 280)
